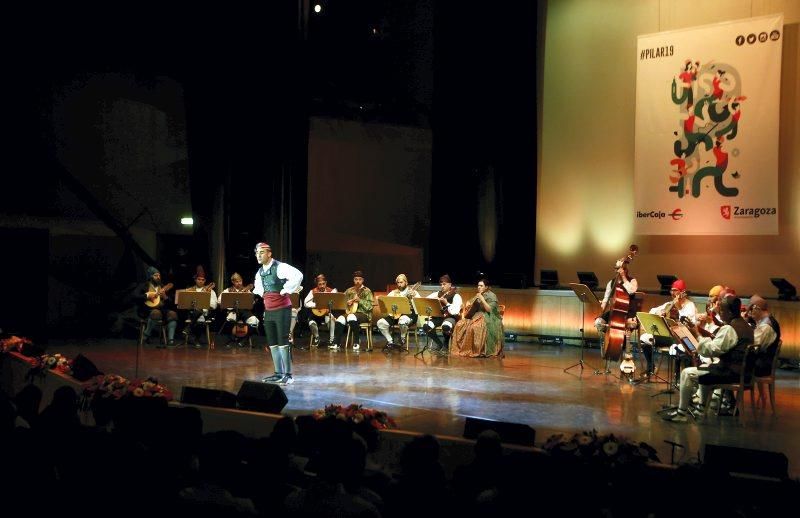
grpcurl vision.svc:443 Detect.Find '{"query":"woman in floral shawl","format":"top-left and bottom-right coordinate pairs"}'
top-left (451, 277), bottom-right (504, 358)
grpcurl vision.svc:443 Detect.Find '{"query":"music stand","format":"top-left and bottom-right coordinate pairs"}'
top-left (313, 292), bottom-right (348, 313)
top-left (637, 312), bottom-right (678, 405)
top-left (411, 297), bottom-right (444, 357)
top-left (176, 290), bottom-right (214, 347)
top-left (216, 292), bottom-right (255, 345)
top-left (564, 283), bottom-right (602, 375)
top-left (289, 292), bottom-right (301, 309)
top-left (176, 290), bottom-right (212, 311)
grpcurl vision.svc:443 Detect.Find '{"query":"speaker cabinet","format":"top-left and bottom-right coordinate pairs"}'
top-left (236, 381), bottom-right (288, 414)
top-left (704, 444), bottom-right (789, 479)
top-left (463, 417), bottom-right (536, 446)
top-left (180, 386), bottom-right (238, 409)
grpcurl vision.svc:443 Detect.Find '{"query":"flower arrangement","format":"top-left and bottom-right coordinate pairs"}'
top-left (542, 429), bottom-right (660, 467)
top-left (82, 374), bottom-right (174, 402)
top-left (0, 335), bottom-right (34, 354)
top-left (313, 403), bottom-right (398, 430)
top-left (35, 353), bottom-right (74, 375)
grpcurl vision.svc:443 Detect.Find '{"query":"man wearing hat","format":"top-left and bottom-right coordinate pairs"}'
top-left (253, 243), bottom-right (303, 384)
top-left (138, 266), bottom-right (178, 347)
top-left (423, 274), bottom-right (463, 354)
top-left (377, 274), bottom-right (420, 351)
top-left (330, 270), bottom-right (374, 350)
top-left (747, 294), bottom-right (781, 377)
top-left (303, 274), bottom-right (338, 347)
top-left (638, 278), bottom-right (697, 380)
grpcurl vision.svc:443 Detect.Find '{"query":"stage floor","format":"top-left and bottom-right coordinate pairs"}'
top-left (48, 335), bottom-right (800, 477)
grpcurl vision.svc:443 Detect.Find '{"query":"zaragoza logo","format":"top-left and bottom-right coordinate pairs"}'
top-left (669, 209), bottom-right (684, 220)
top-left (720, 205), bottom-right (732, 220)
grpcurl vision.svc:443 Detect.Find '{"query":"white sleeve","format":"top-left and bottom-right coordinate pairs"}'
top-left (209, 290), bottom-right (218, 310)
top-left (680, 301), bottom-right (697, 324)
top-left (448, 293), bottom-right (463, 316)
top-left (754, 322), bottom-right (777, 348)
top-left (278, 263), bottom-right (303, 295)
top-left (304, 291), bottom-right (315, 308)
top-left (650, 302), bottom-right (669, 315)
top-left (426, 292), bottom-right (437, 299)
top-left (253, 270), bottom-right (264, 297)
top-left (602, 281), bottom-right (613, 306)
top-left (623, 277), bottom-right (637, 294)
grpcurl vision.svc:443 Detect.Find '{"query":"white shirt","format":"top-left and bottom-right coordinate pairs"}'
top-left (253, 259), bottom-right (303, 297)
top-left (697, 324), bottom-right (739, 358)
top-left (304, 288), bottom-right (338, 308)
top-left (754, 315), bottom-right (777, 350)
top-left (426, 290), bottom-right (463, 317)
top-left (649, 298), bottom-right (697, 325)
top-left (601, 277), bottom-right (638, 308)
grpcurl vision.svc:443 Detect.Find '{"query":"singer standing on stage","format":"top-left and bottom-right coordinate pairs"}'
top-left (253, 242), bottom-right (303, 385)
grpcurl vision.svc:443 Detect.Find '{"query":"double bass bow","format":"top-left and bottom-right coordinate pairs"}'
top-left (601, 244), bottom-right (639, 362)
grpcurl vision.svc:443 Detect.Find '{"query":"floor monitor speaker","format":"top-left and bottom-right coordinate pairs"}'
top-left (237, 381), bottom-right (288, 413)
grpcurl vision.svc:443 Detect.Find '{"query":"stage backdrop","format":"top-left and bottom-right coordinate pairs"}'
top-left (634, 14), bottom-right (783, 235)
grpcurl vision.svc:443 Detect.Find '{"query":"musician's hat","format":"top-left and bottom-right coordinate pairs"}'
top-left (671, 279), bottom-right (687, 292)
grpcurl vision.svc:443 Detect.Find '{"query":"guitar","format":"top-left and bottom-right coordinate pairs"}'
top-left (145, 283), bottom-right (173, 308)
top-left (201, 282), bottom-right (216, 292)
top-left (311, 287), bottom-right (334, 317)
top-left (437, 286), bottom-right (458, 311)
top-left (229, 283), bottom-right (254, 293)
top-left (347, 286), bottom-right (365, 314)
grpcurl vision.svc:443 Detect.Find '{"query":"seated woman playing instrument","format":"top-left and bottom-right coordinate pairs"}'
top-left (451, 277), bottom-right (504, 358)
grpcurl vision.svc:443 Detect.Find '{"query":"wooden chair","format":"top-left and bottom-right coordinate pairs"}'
top-left (754, 340), bottom-right (782, 413)
top-left (702, 345), bottom-right (757, 421)
top-left (345, 317), bottom-right (373, 351)
top-left (138, 318), bottom-right (167, 346)
top-left (184, 317), bottom-right (215, 349)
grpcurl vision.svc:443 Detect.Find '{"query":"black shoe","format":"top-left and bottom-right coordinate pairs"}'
top-left (168, 340), bottom-right (176, 347)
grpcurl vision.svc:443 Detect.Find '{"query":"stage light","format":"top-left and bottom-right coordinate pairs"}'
top-left (181, 217), bottom-right (193, 226)
top-left (657, 275), bottom-right (678, 296)
top-left (770, 278), bottom-right (797, 300)
top-left (540, 270), bottom-right (559, 288)
top-left (577, 271), bottom-right (599, 290)
top-left (314, 4), bottom-right (322, 13)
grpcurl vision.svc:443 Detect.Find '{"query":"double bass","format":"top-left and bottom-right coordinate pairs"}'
top-left (601, 244), bottom-right (639, 362)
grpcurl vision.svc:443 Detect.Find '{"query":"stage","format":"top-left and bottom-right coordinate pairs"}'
top-left (47, 335), bottom-right (800, 477)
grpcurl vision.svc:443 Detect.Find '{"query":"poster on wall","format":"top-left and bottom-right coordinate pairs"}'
top-left (634, 14), bottom-right (782, 235)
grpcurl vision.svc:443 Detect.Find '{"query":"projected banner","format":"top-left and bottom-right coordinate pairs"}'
top-left (634, 14), bottom-right (783, 235)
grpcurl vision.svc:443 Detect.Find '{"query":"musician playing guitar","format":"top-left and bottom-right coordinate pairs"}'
top-left (138, 266), bottom-right (178, 347)
top-left (220, 272), bottom-right (258, 347)
top-left (303, 273), bottom-right (337, 347)
top-left (423, 274), bottom-right (463, 354)
top-left (330, 270), bottom-right (373, 351)
top-left (377, 274), bottom-right (420, 351)
top-left (639, 278), bottom-right (697, 380)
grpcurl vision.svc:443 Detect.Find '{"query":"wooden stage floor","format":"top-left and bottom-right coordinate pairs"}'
top-left (49, 335), bottom-right (800, 477)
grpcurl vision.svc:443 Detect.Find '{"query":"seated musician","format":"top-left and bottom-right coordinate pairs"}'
top-left (424, 274), bottom-right (463, 354)
top-left (330, 270), bottom-right (374, 351)
top-left (638, 279), bottom-right (696, 380)
top-left (377, 274), bottom-right (419, 350)
top-left (662, 295), bottom-right (753, 423)
top-left (138, 266), bottom-right (178, 347)
top-left (304, 274), bottom-right (337, 347)
top-left (451, 277), bottom-right (504, 358)
top-left (697, 285), bottom-right (725, 335)
top-left (220, 272), bottom-right (259, 345)
top-left (746, 294), bottom-right (781, 377)
top-left (593, 260), bottom-right (638, 361)
top-left (181, 266), bottom-right (218, 347)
